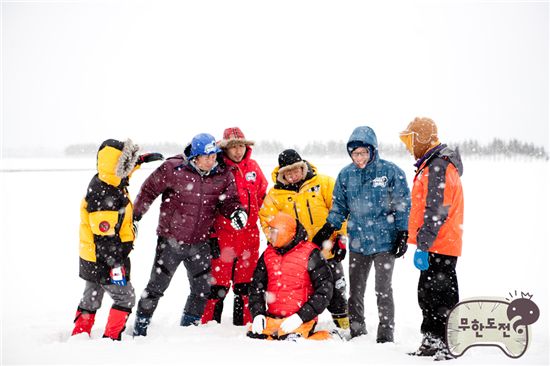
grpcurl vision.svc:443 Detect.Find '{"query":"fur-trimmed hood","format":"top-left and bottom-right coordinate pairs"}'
top-left (97, 139), bottom-right (140, 187)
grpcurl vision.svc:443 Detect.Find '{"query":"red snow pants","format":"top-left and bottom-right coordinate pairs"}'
top-left (201, 227), bottom-right (260, 325)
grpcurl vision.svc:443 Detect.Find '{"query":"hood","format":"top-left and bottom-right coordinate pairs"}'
top-left (439, 146), bottom-right (464, 177)
top-left (97, 139), bottom-right (139, 187)
top-left (347, 126), bottom-right (379, 162)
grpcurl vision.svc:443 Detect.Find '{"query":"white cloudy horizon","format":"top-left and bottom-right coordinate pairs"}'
top-left (2, 0), bottom-right (548, 154)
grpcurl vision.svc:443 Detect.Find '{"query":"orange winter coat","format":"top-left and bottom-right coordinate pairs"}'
top-left (408, 145), bottom-right (464, 257)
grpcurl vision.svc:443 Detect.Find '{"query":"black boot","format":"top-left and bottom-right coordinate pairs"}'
top-left (408, 333), bottom-right (438, 356)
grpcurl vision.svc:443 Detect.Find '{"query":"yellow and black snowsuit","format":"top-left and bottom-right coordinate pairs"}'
top-left (259, 161), bottom-right (346, 250)
top-left (79, 139), bottom-right (140, 285)
top-left (258, 160), bottom-right (349, 327)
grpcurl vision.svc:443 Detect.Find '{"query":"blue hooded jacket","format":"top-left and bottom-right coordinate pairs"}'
top-left (327, 126), bottom-right (411, 255)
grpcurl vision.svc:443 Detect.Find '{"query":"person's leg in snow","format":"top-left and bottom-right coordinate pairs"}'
top-left (72, 281), bottom-right (105, 336)
top-left (180, 242), bottom-right (212, 326)
top-left (373, 252), bottom-right (395, 343)
top-left (414, 252), bottom-right (458, 359)
top-left (327, 260), bottom-right (350, 330)
top-left (348, 252), bottom-right (371, 338)
top-left (102, 282), bottom-right (135, 340)
top-left (201, 238), bottom-right (234, 324)
top-left (233, 282), bottom-right (251, 325)
top-left (201, 284), bottom-right (230, 324)
top-left (134, 237), bottom-right (185, 335)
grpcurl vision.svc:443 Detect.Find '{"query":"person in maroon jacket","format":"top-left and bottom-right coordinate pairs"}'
top-left (201, 127), bottom-right (268, 326)
top-left (247, 212), bottom-right (334, 340)
top-left (132, 133), bottom-right (248, 336)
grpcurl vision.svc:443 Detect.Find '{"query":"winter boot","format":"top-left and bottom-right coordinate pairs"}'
top-left (350, 321), bottom-right (367, 339)
top-left (433, 338), bottom-right (455, 361)
top-left (376, 323), bottom-right (394, 343)
top-left (103, 306), bottom-right (131, 341)
top-left (133, 315), bottom-right (151, 337)
top-left (71, 307), bottom-right (96, 336)
top-left (180, 312), bottom-right (201, 327)
top-left (233, 283), bottom-right (252, 326)
top-left (408, 333), bottom-right (439, 357)
top-left (332, 313), bottom-right (350, 330)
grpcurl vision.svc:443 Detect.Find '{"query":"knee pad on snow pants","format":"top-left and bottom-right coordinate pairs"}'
top-left (233, 282), bottom-right (252, 326)
top-left (201, 285), bottom-right (230, 324)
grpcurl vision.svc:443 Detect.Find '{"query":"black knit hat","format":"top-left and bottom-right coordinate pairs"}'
top-left (278, 149), bottom-right (303, 168)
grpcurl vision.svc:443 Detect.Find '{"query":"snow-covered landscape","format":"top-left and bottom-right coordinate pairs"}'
top-left (1, 154), bottom-right (548, 365)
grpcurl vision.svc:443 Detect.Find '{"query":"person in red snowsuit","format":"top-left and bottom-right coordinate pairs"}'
top-left (201, 127), bottom-right (268, 326)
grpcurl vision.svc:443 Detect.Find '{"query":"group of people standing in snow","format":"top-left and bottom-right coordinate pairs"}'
top-left (71, 117), bottom-right (464, 361)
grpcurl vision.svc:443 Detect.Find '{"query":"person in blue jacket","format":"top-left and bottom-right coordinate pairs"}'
top-left (313, 126), bottom-right (411, 342)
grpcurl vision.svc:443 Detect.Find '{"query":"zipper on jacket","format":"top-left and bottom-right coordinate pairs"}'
top-left (306, 199), bottom-right (314, 225)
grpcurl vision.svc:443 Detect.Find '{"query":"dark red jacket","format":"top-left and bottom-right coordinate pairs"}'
top-left (134, 155), bottom-right (241, 245)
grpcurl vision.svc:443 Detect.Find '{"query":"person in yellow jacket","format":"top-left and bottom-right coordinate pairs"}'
top-left (259, 149), bottom-right (349, 331)
top-left (71, 139), bottom-right (163, 341)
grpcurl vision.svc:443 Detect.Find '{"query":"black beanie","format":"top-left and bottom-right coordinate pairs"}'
top-left (278, 149), bottom-right (303, 168)
top-left (347, 141), bottom-right (368, 155)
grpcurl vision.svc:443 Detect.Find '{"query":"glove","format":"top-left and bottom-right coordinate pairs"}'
top-left (413, 249), bottom-right (430, 271)
top-left (208, 237), bottom-right (220, 259)
top-left (252, 315), bottom-right (266, 334)
top-left (331, 234), bottom-right (348, 262)
top-left (230, 209), bottom-right (248, 230)
top-left (110, 266), bottom-right (127, 286)
top-left (280, 313), bottom-right (303, 334)
top-left (137, 152), bottom-right (164, 165)
top-left (312, 222), bottom-right (335, 247)
top-left (392, 231), bottom-right (408, 258)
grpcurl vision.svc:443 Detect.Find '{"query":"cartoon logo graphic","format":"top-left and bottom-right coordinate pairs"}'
top-left (245, 171), bottom-right (257, 182)
top-left (446, 291), bottom-right (540, 359)
top-left (372, 176), bottom-right (388, 188)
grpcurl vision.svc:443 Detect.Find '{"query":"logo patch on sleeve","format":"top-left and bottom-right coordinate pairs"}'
top-left (99, 221), bottom-right (111, 232)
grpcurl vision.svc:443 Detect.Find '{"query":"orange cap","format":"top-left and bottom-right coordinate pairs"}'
top-left (267, 212), bottom-right (297, 248)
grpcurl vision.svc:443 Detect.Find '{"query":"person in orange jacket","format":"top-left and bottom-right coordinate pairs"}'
top-left (201, 127), bottom-right (268, 326)
top-left (247, 212), bottom-right (334, 340)
top-left (71, 139), bottom-right (163, 340)
top-left (400, 117), bottom-right (464, 361)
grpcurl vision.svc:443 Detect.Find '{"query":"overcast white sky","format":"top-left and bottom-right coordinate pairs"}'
top-left (1, 0), bottom-right (548, 153)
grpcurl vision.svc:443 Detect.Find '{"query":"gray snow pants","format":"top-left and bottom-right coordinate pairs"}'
top-left (348, 251), bottom-right (395, 340)
top-left (136, 237), bottom-right (212, 319)
top-left (78, 280), bottom-right (136, 312)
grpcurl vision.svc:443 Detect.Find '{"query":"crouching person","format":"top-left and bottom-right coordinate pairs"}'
top-left (71, 139), bottom-right (163, 340)
top-left (247, 212), bottom-right (333, 340)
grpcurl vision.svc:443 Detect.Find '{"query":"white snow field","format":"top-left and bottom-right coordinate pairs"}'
top-left (1, 155), bottom-right (548, 365)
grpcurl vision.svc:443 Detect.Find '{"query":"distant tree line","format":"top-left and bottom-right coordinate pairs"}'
top-left (65, 138), bottom-right (548, 160)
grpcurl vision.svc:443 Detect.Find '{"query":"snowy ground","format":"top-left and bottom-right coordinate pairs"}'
top-left (1, 155), bottom-right (548, 365)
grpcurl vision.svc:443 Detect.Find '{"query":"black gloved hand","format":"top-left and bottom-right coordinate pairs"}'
top-left (208, 237), bottom-right (220, 259)
top-left (331, 234), bottom-right (348, 262)
top-left (137, 152), bottom-right (164, 165)
top-left (312, 222), bottom-right (335, 247)
top-left (392, 231), bottom-right (409, 258)
top-left (230, 209), bottom-right (248, 230)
